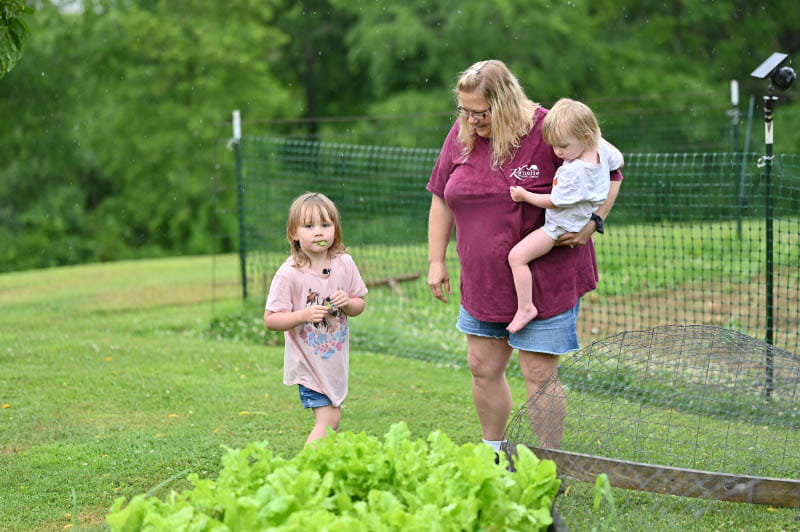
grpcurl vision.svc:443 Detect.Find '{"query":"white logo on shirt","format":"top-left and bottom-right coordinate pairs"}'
top-left (510, 164), bottom-right (540, 181)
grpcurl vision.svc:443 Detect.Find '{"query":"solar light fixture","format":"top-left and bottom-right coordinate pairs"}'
top-left (750, 52), bottom-right (796, 92)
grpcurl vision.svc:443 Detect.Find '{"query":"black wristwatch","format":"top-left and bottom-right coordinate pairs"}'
top-left (591, 213), bottom-right (605, 234)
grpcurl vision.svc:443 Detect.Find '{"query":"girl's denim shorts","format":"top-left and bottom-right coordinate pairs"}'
top-left (298, 384), bottom-right (333, 409)
top-left (456, 302), bottom-right (580, 355)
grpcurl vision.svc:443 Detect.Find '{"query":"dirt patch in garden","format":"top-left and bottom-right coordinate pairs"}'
top-left (579, 272), bottom-right (799, 354)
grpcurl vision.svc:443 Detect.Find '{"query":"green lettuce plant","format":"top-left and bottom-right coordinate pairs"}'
top-left (107, 422), bottom-right (560, 531)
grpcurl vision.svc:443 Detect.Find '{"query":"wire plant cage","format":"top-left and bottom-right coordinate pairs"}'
top-left (504, 325), bottom-right (800, 507)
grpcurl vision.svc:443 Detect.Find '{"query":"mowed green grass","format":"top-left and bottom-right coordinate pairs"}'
top-left (0, 256), bottom-right (499, 531)
top-left (1, 255), bottom-right (798, 531)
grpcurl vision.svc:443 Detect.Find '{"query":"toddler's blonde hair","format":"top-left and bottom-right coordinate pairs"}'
top-left (542, 98), bottom-right (600, 150)
top-left (286, 192), bottom-right (346, 268)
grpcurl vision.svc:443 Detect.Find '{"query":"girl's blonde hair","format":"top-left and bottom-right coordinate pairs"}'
top-left (454, 59), bottom-right (539, 169)
top-left (541, 98), bottom-right (600, 150)
top-left (286, 192), bottom-right (346, 268)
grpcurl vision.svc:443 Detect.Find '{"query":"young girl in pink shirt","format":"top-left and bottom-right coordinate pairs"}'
top-left (264, 192), bottom-right (367, 444)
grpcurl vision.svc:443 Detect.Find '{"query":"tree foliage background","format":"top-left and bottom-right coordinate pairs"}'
top-left (1, 0), bottom-right (798, 272)
top-left (0, 0), bottom-right (33, 77)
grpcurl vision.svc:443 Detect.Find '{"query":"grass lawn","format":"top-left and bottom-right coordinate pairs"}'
top-left (1, 255), bottom-right (798, 531)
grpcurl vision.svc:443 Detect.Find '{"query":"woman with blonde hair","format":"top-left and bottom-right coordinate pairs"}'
top-left (426, 60), bottom-right (623, 452)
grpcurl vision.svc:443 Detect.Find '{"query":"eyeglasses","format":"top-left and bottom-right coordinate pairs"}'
top-left (456, 106), bottom-right (492, 120)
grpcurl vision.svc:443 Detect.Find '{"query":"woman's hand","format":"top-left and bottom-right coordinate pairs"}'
top-left (556, 219), bottom-right (596, 248)
top-left (427, 261), bottom-right (451, 303)
top-left (427, 195), bottom-right (454, 303)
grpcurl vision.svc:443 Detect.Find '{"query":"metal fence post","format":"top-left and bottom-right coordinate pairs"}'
top-left (761, 95), bottom-right (778, 398)
top-left (232, 110), bottom-right (248, 300)
top-left (736, 95), bottom-right (755, 238)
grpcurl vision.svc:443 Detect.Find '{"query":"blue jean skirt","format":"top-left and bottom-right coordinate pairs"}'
top-left (456, 302), bottom-right (580, 355)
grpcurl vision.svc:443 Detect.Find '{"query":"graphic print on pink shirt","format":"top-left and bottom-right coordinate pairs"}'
top-left (298, 288), bottom-right (347, 359)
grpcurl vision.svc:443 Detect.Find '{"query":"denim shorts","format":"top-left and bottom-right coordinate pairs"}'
top-left (298, 384), bottom-right (333, 409)
top-left (456, 302), bottom-right (580, 355)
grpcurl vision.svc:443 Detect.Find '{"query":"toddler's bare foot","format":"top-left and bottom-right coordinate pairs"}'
top-left (507, 305), bottom-right (538, 333)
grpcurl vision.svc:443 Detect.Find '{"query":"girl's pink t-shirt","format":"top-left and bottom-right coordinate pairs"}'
top-left (426, 107), bottom-right (623, 322)
top-left (265, 253), bottom-right (367, 406)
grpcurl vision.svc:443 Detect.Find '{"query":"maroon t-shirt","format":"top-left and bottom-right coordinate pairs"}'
top-left (426, 106), bottom-right (623, 322)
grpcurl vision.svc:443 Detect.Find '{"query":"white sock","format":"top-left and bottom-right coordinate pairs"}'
top-left (482, 439), bottom-right (506, 452)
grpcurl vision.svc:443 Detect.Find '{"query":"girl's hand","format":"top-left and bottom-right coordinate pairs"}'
top-left (329, 290), bottom-right (351, 312)
top-left (509, 186), bottom-right (527, 203)
top-left (304, 305), bottom-right (331, 323)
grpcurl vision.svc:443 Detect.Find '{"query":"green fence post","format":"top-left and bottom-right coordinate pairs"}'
top-left (232, 110), bottom-right (248, 300)
top-left (761, 95), bottom-right (777, 398)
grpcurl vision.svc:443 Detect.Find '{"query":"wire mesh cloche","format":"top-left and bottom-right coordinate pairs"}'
top-left (505, 325), bottom-right (800, 486)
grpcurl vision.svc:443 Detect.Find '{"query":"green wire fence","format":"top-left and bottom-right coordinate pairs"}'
top-left (228, 133), bottom-right (799, 361)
